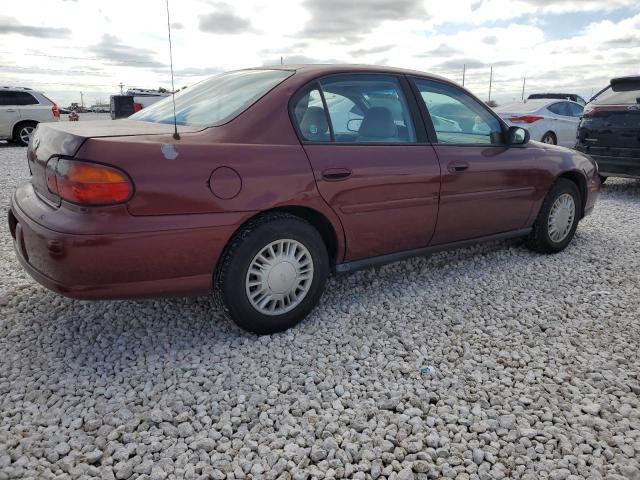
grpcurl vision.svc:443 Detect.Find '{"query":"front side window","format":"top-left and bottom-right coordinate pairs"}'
top-left (131, 69), bottom-right (293, 127)
top-left (567, 102), bottom-right (584, 117)
top-left (413, 79), bottom-right (503, 145)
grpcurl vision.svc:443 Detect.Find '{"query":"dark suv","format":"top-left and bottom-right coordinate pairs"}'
top-left (576, 76), bottom-right (640, 182)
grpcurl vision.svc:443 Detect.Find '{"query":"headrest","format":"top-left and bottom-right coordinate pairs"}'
top-left (300, 106), bottom-right (329, 139)
top-left (358, 107), bottom-right (397, 139)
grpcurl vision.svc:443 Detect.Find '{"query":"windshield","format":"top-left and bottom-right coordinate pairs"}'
top-left (131, 69), bottom-right (293, 127)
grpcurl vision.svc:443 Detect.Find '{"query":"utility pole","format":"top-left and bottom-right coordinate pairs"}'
top-left (488, 66), bottom-right (493, 103)
top-left (521, 76), bottom-right (526, 101)
top-left (280, 56), bottom-right (283, 65)
top-left (80, 91), bottom-right (84, 109)
top-left (118, 82), bottom-right (124, 94)
top-left (462, 64), bottom-right (466, 87)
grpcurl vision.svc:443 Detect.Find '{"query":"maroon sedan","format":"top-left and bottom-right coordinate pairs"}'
top-left (9, 65), bottom-right (600, 334)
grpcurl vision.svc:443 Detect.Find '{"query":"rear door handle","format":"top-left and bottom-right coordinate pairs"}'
top-left (322, 168), bottom-right (352, 181)
top-left (447, 161), bottom-right (469, 173)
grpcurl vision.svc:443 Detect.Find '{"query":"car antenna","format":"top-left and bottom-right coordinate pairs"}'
top-left (166, 0), bottom-right (180, 140)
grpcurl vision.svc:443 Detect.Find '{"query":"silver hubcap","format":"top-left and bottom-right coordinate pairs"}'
top-left (19, 126), bottom-right (34, 144)
top-left (548, 193), bottom-right (575, 243)
top-left (245, 239), bottom-right (314, 316)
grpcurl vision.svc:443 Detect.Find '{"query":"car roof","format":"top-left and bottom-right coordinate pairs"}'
top-left (253, 63), bottom-right (452, 82)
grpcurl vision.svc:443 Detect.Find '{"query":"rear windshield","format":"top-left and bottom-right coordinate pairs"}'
top-left (131, 69), bottom-right (293, 127)
top-left (592, 79), bottom-right (640, 105)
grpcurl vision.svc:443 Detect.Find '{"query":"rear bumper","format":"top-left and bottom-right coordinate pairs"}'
top-left (9, 182), bottom-right (249, 300)
top-left (575, 147), bottom-right (640, 178)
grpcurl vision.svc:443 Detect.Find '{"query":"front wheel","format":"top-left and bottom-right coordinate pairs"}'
top-left (527, 178), bottom-right (581, 254)
top-left (216, 213), bottom-right (329, 334)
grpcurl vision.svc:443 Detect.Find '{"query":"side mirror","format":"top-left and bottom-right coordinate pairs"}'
top-left (508, 126), bottom-right (530, 145)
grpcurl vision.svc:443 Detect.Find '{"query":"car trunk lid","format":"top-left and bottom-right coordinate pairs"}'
top-left (27, 120), bottom-right (200, 206)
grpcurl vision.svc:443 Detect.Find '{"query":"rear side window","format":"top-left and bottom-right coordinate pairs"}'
top-left (320, 75), bottom-right (416, 143)
top-left (131, 69), bottom-right (293, 127)
top-left (413, 78), bottom-right (503, 145)
top-left (291, 75), bottom-right (417, 144)
top-left (592, 79), bottom-right (640, 105)
top-left (0, 91), bottom-right (39, 106)
top-left (292, 87), bottom-right (331, 142)
top-left (547, 102), bottom-right (570, 116)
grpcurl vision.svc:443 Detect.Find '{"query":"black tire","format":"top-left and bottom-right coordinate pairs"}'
top-left (599, 175), bottom-right (607, 185)
top-left (13, 121), bottom-right (37, 147)
top-left (215, 213), bottom-right (329, 334)
top-left (541, 131), bottom-right (557, 145)
top-left (527, 178), bottom-right (581, 254)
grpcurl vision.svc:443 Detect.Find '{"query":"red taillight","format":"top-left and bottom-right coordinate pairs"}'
top-left (582, 105), bottom-right (628, 118)
top-left (509, 115), bottom-right (544, 124)
top-left (133, 103), bottom-right (143, 112)
top-left (46, 159), bottom-right (133, 205)
top-left (43, 95), bottom-right (60, 118)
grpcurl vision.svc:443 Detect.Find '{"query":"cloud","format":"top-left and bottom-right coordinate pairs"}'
top-left (262, 54), bottom-right (346, 66)
top-left (349, 45), bottom-right (393, 56)
top-left (0, 16), bottom-right (70, 38)
top-left (482, 35), bottom-right (498, 44)
top-left (171, 22), bottom-right (184, 30)
top-left (417, 43), bottom-right (463, 57)
top-left (176, 66), bottom-right (223, 77)
top-left (88, 34), bottom-right (166, 67)
top-left (198, 9), bottom-right (255, 34)
top-left (434, 58), bottom-right (519, 70)
top-left (300, 0), bottom-right (429, 43)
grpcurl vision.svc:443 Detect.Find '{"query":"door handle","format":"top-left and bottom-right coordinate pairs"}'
top-left (322, 168), bottom-right (352, 181)
top-left (447, 161), bottom-right (469, 173)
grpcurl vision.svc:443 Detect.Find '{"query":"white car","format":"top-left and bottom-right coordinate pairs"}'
top-left (495, 98), bottom-right (584, 147)
top-left (0, 87), bottom-right (60, 146)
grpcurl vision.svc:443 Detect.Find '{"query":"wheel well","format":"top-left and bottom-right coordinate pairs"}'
top-left (265, 206), bottom-right (339, 263)
top-left (543, 131), bottom-right (556, 139)
top-left (222, 206), bottom-right (339, 266)
top-left (558, 171), bottom-right (587, 217)
top-left (12, 120), bottom-right (38, 140)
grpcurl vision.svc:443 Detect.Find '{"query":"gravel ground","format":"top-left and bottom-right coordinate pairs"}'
top-left (1, 143), bottom-right (639, 480)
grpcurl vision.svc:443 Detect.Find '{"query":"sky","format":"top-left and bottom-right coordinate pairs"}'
top-left (1, 0), bottom-right (639, 107)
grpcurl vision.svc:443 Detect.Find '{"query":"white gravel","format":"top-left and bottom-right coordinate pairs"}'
top-left (1, 143), bottom-right (639, 480)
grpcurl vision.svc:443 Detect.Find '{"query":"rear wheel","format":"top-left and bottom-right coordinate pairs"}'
top-left (216, 213), bottom-right (329, 334)
top-left (13, 122), bottom-right (37, 147)
top-left (541, 131), bottom-right (557, 145)
top-left (527, 178), bottom-right (581, 253)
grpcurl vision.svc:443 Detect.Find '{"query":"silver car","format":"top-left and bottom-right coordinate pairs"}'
top-left (0, 87), bottom-right (60, 146)
top-left (495, 98), bottom-right (584, 147)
